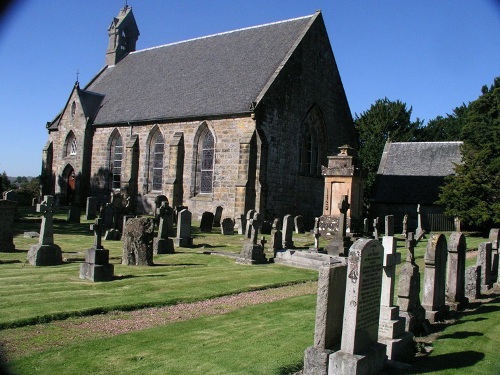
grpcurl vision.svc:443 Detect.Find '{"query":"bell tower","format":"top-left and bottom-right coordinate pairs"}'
top-left (105, 5), bottom-right (140, 66)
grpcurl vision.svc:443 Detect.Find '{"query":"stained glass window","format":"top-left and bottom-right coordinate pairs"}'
top-left (110, 134), bottom-right (122, 189)
top-left (151, 131), bottom-right (164, 191)
top-left (200, 130), bottom-right (214, 193)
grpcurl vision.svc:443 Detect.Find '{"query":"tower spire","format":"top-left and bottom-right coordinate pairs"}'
top-left (105, 5), bottom-right (140, 66)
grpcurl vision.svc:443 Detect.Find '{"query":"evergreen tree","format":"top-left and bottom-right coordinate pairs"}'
top-left (418, 104), bottom-right (467, 141)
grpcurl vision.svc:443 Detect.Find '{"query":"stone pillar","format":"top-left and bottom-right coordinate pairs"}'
top-left (303, 264), bottom-right (347, 375)
top-left (329, 239), bottom-right (386, 375)
top-left (165, 132), bottom-right (184, 208)
top-left (446, 232), bottom-right (467, 310)
top-left (422, 233), bottom-right (449, 322)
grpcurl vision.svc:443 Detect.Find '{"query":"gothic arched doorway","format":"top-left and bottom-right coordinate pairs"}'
top-left (65, 167), bottom-right (76, 205)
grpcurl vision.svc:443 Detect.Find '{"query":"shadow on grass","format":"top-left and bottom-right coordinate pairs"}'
top-left (439, 331), bottom-right (483, 339)
top-left (410, 351), bottom-right (484, 373)
top-left (278, 360), bottom-right (303, 375)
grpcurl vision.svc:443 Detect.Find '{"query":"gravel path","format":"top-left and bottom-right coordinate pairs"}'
top-left (0, 281), bottom-right (317, 361)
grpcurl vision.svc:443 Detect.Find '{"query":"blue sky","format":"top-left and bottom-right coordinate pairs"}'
top-left (0, 0), bottom-right (499, 177)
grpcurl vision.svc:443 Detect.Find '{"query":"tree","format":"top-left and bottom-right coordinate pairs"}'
top-left (354, 98), bottom-right (423, 209)
top-left (438, 77), bottom-right (500, 228)
top-left (418, 104), bottom-right (467, 142)
top-left (0, 171), bottom-right (10, 193)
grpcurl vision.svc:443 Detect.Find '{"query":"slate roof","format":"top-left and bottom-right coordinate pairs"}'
top-left (373, 142), bottom-right (463, 204)
top-left (83, 13), bottom-right (317, 125)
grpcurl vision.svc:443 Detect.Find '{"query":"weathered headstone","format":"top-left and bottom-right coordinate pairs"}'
top-left (422, 233), bottom-right (449, 322)
top-left (85, 196), bottom-right (98, 220)
top-left (245, 210), bottom-right (255, 238)
top-left (102, 204), bottom-right (119, 240)
top-left (236, 212), bottom-right (267, 264)
top-left (67, 204), bottom-right (81, 223)
top-left (397, 232), bottom-right (427, 334)
top-left (122, 217), bottom-right (154, 266)
top-left (283, 214), bottom-right (294, 249)
top-left (329, 239), bottom-right (386, 375)
top-left (153, 201), bottom-right (175, 254)
top-left (295, 215), bottom-right (305, 234)
top-left (378, 216), bottom-right (413, 362)
top-left (311, 217), bottom-right (321, 252)
top-left (199, 211), bottom-right (214, 232)
top-left (27, 195), bottom-right (63, 266)
top-left (235, 214), bottom-right (246, 235)
top-left (220, 218), bottom-right (235, 235)
top-left (325, 195), bottom-right (352, 256)
top-left (80, 217), bottom-right (114, 281)
top-left (402, 214), bottom-right (408, 237)
top-left (465, 265), bottom-right (481, 300)
top-left (372, 217), bottom-right (380, 240)
top-left (174, 209), bottom-right (193, 247)
top-left (363, 218), bottom-right (370, 238)
top-left (271, 218), bottom-right (283, 254)
top-left (213, 206), bottom-right (223, 227)
top-left (476, 242), bottom-right (493, 291)
top-left (446, 232), bottom-right (467, 310)
top-left (415, 204), bottom-right (426, 241)
top-left (303, 263), bottom-right (347, 375)
top-left (0, 199), bottom-right (17, 252)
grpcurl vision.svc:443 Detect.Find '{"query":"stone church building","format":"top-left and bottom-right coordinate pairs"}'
top-left (41, 5), bottom-right (356, 225)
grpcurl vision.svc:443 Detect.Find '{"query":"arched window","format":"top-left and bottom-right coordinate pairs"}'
top-left (109, 132), bottom-right (123, 190)
top-left (193, 124), bottom-right (215, 195)
top-left (299, 105), bottom-right (326, 176)
top-left (149, 129), bottom-right (164, 191)
top-left (64, 131), bottom-right (77, 157)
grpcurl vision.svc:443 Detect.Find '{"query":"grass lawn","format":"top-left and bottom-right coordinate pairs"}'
top-left (0, 207), bottom-right (497, 374)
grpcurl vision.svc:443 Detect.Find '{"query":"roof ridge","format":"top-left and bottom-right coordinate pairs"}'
top-left (131, 13), bottom-right (315, 54)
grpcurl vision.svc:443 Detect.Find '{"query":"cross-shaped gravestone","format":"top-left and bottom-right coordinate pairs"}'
top-left (338, 195), bottom-right (350, 237)
top-left (405, 232), bottom-right (417, 264)
top-left (251, 213), bottom-right (262, 245)
top-left (37, 195), bottom-right (55, 245)
top-left (260, 236), bottom-right (267, 249)
top-left (90, 217), bottom-right (104, 250)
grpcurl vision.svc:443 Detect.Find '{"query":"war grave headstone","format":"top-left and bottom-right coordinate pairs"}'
top-left (122, 217), bottom-right (154, 266)
top-left (295, 215), bottom-right (305, 234)
top-left (174, 209), bottom-right (193, 247)
top-left (282, 214), bottom-right (294, 249)
top-left (325, 195), bottom-right (352, 256)
top-left (303, 263), bottom-right (347, 375)
top-left (0, 199), bottom-right (17, 252)
top-left (489, 228), bottom-right (499, 285)
top-left (220, 218), bottom-right (235, 235)
top-left (80, 217), bottom-right (114, 281)
top-left (476, 242), bottom-right (493, 292)
top-left (153, 201), bottom-right (175, 254)
top-left (397, 232), bottom-right (427, 334)
top-left (200, 211), bottom-right (215, 232)
top-left (236, 212), bottom-right (267, 265)
top-left (378, 216), bottom-right (413, 362)
top-left (245, 210), bottom-right (255, 238)
top-left (445, 232), bottom-right (467, 310)
top-left (465, 265), bottom-right (481, 300)
top-left (213, 206), bottom-right (223, 227)
top-left (329, 239), bottom-right (387, 375)
top-left (271, 218), bottom-right (283, 255)
top-left (67, 204), bottom-right (81, 223)
top-left (85, 196), bottom-right (98, 220)
top-left (422, 233), bottom-right (449, 323)
top-left (27, 195), bottom-right (63, 266)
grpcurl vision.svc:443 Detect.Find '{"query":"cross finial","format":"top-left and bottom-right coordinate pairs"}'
top-left (76, 69), bottom-right (79, 84)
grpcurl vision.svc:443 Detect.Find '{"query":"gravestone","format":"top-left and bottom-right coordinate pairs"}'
top-left (235, 214), bottom-right (246, 235)
top-left (415, 204), bottom-right (426, 241)
top-left (122, 217), bottom-right (154, 266)
top-left (283, 214), bottom-right (294, 249)
top-left (154, 195), bottom-right (168, 222)
top-left (0, 199), bottom-right (17, 252)
top-left (303, 263), bottom-right (347, 375)
top-left (325, 195), bottom-right (352, 256)
top-left (329, 239), bottom-right (386, 375)
top-left (86, 196), bottom-right (98, 220)
top-left (271, 218), bottom-right (283, 254)
top-left (446, 232), bottom-right (467, 310)
top-left (80, 217), bottom-right (114, 281)
top-left (237, 212), bottom-right (267, 264)
top-left (153, 201), bottom-right (175, 254)
top-left (422, 233), bottom-right (449, 322)
top-left (261, 221), bottom-right (272, 235)
top-left (174, 209), bottom-right (193, 247)
top-left (378, 216), bottom-right (413, 362)
top-left (27, 195), bottom-right (63, 266)
top-left (489, 229), bottom-right (499, 284)
top-left (67, 204), bottom-right (81, 223)
top-left (402, 214), bottom-right (408, 237)
top-left (295, 215), bottom-right (305, 234)
top-left (200, 211), bottom-right (214, 232)
top-left (3, 190), bottom-right (17, 202)
top-left (363, 218), bottom-right (370, 238)
top-left (213, 206), bottom-right (223, 227)
top-left (220, 218), bottom-right (235, 235)
top-left (476, 242), bottom-right (493, 291)
top-left (245, 210), bottom-right (255, 238)
top-left (465, 265), bottom-right (481, 300)
top-left (102, 204), bottom-right (120, 240)
top-left (310, 217), bottom-right (322, 252)
top-left (397, 233), bottom-right (427, 334)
